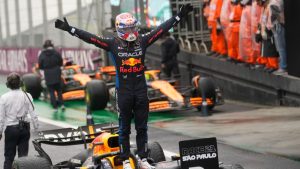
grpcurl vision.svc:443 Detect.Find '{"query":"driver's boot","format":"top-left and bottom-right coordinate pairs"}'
top-left (123, 159), bottom-right (132, 169)
top-left (139, 158), bottom-right (155, 169)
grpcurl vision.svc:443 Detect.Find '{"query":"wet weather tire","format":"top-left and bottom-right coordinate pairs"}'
top-left (197, 77), bottom-right (216, 111)
top-left (22, 73), bottom-right (42, 99)
top-left (85, 80), bottom-right (108, 110)
top-left (148, 142), bottom-right (166, 163)
top-left (12, 156), bottom-right (51, 169)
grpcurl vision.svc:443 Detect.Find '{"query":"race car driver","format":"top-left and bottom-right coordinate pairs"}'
top-left (55, 4), bottom-right (193, 169)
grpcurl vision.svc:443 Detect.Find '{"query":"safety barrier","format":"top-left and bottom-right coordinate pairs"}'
top-left (146, 42), bottom-right (300, 107)
top-left (170, 0), bottom-right (211, 53)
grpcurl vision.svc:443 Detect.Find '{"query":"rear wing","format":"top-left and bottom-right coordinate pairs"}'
top-left (35, 123), bottom-right (118, 146)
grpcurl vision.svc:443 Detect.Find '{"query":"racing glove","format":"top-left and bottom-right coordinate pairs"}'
top-left (55, 17), bottom-right (75, 35)
top-left (177, 3), bottom-right (194, 20)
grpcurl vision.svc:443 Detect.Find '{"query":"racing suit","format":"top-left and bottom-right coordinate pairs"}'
top-left (68, 16), bottom-right (181, 160)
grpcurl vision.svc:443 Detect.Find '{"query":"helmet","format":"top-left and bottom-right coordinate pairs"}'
top-left (115, 13), bottom-right (139, 42)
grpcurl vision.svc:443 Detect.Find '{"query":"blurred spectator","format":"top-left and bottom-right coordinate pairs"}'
top-left (269, 0), bottom-right (287, 75)
top-left (0, 73), bottom-right (39, 169)
top-left (239, 0), bottom-right (253, 66)
top-left (251, 0), bottom-right (264, 69)
top-left (220, 0), bottom-right (232, 58)
top-left (228, 0), bottom-right (243, 61)
top-left (161, 32), bottom-right (181, 79)
top-left (255, 0), bottom-right (279, 73)
top-left (207, 0), bottom-right (227, 57)
top-left (203, 0), bottom-right (211, 19)
top-left (38, 40), bottom-right (65, 111)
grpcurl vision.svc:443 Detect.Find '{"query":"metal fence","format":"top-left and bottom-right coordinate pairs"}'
top-left (170, 0), bottom-right (211, 53)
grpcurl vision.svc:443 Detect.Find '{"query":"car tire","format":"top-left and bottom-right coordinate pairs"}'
top-left (85, 80), bottom-right (108, 110)
top-left (197, 77), bottom-right (216, 111)
top-left (12, 156), bottom-right (51, 169)
top-left (148, 142), bottom-right (166, 163)
top-left (22, 73), bottom-right (42, 99)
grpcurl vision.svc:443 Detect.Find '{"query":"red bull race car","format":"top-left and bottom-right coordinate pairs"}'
top-left (12, 123), bottom-right (243, 169)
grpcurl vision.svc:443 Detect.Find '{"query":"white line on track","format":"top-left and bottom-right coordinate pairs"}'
top-left (39, 117), bottom-right (177, 158)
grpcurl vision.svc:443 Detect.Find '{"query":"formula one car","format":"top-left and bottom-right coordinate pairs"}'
top-left (12, 123), bottom-right (243, 169)
top-left (96, 66), bottom-right (224, 113)
top-left (22, 64), bottom-right (109, 110)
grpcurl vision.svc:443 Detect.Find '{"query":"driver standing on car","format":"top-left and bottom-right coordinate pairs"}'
top-left (54, 4), bottom-right (193, 169)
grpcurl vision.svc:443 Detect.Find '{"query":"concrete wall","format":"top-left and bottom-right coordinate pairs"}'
top-left (146, 41), bottom-right (300, 106)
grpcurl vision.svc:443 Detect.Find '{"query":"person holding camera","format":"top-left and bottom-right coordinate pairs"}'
top-left (0, 73), bottom-right (39, 169)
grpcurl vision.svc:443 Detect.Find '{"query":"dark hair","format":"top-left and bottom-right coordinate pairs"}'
top-left (43, 39), bottom-right (54, 49)
top-left (6, 72), bottom-right (21, 89)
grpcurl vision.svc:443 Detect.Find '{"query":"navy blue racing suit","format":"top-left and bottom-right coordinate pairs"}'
top-left (69, 16), bottom-right (180, 160)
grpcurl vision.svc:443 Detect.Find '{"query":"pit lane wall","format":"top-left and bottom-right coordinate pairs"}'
top-left (146, 41), bottom-right (300, 106)
top-left (0, 48), bottom-right (100, 74)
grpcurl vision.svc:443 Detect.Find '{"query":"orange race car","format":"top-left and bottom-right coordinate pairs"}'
top-left (22, 63), bottom-right (108, 110)
top-left (94, 66), bottom-right (224, 113)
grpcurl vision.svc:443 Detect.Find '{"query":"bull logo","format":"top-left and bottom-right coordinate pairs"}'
top-left (122, 58), bottom-right (142, 66)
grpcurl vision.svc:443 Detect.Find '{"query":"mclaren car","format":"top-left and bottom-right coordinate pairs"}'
top-left (22, 64), bottom-right (109, 110)
top-left (94, 66), bottom-right (224, 113)
top-left (12, 123), bottom-right (243, 169)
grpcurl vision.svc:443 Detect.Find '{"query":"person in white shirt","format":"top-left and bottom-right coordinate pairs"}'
top-left (0, 72), bottom-right (39, 169)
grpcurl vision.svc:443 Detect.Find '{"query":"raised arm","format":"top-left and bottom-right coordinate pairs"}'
top-left (142, 4), bottom-right (193, 47)
top-left (55, 18), bottom-right (112, 51)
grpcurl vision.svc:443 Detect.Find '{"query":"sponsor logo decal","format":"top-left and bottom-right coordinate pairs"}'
top-left (179, 138), bottom-right (219, 169)
top-left (122, 58), bottom-right (141, 66)
top-left (120, 65), bottom-right (144, 73)
top-left (118, 51), bottom-right (143, 57)
top-left (148, 29), bottom-right (163, 44)
top-left (90, 37), bottom-right (108, 47)
top-left (182, 145), bottom-right (217, 161)
top-left (42, 127), bottom-right (104, 142)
